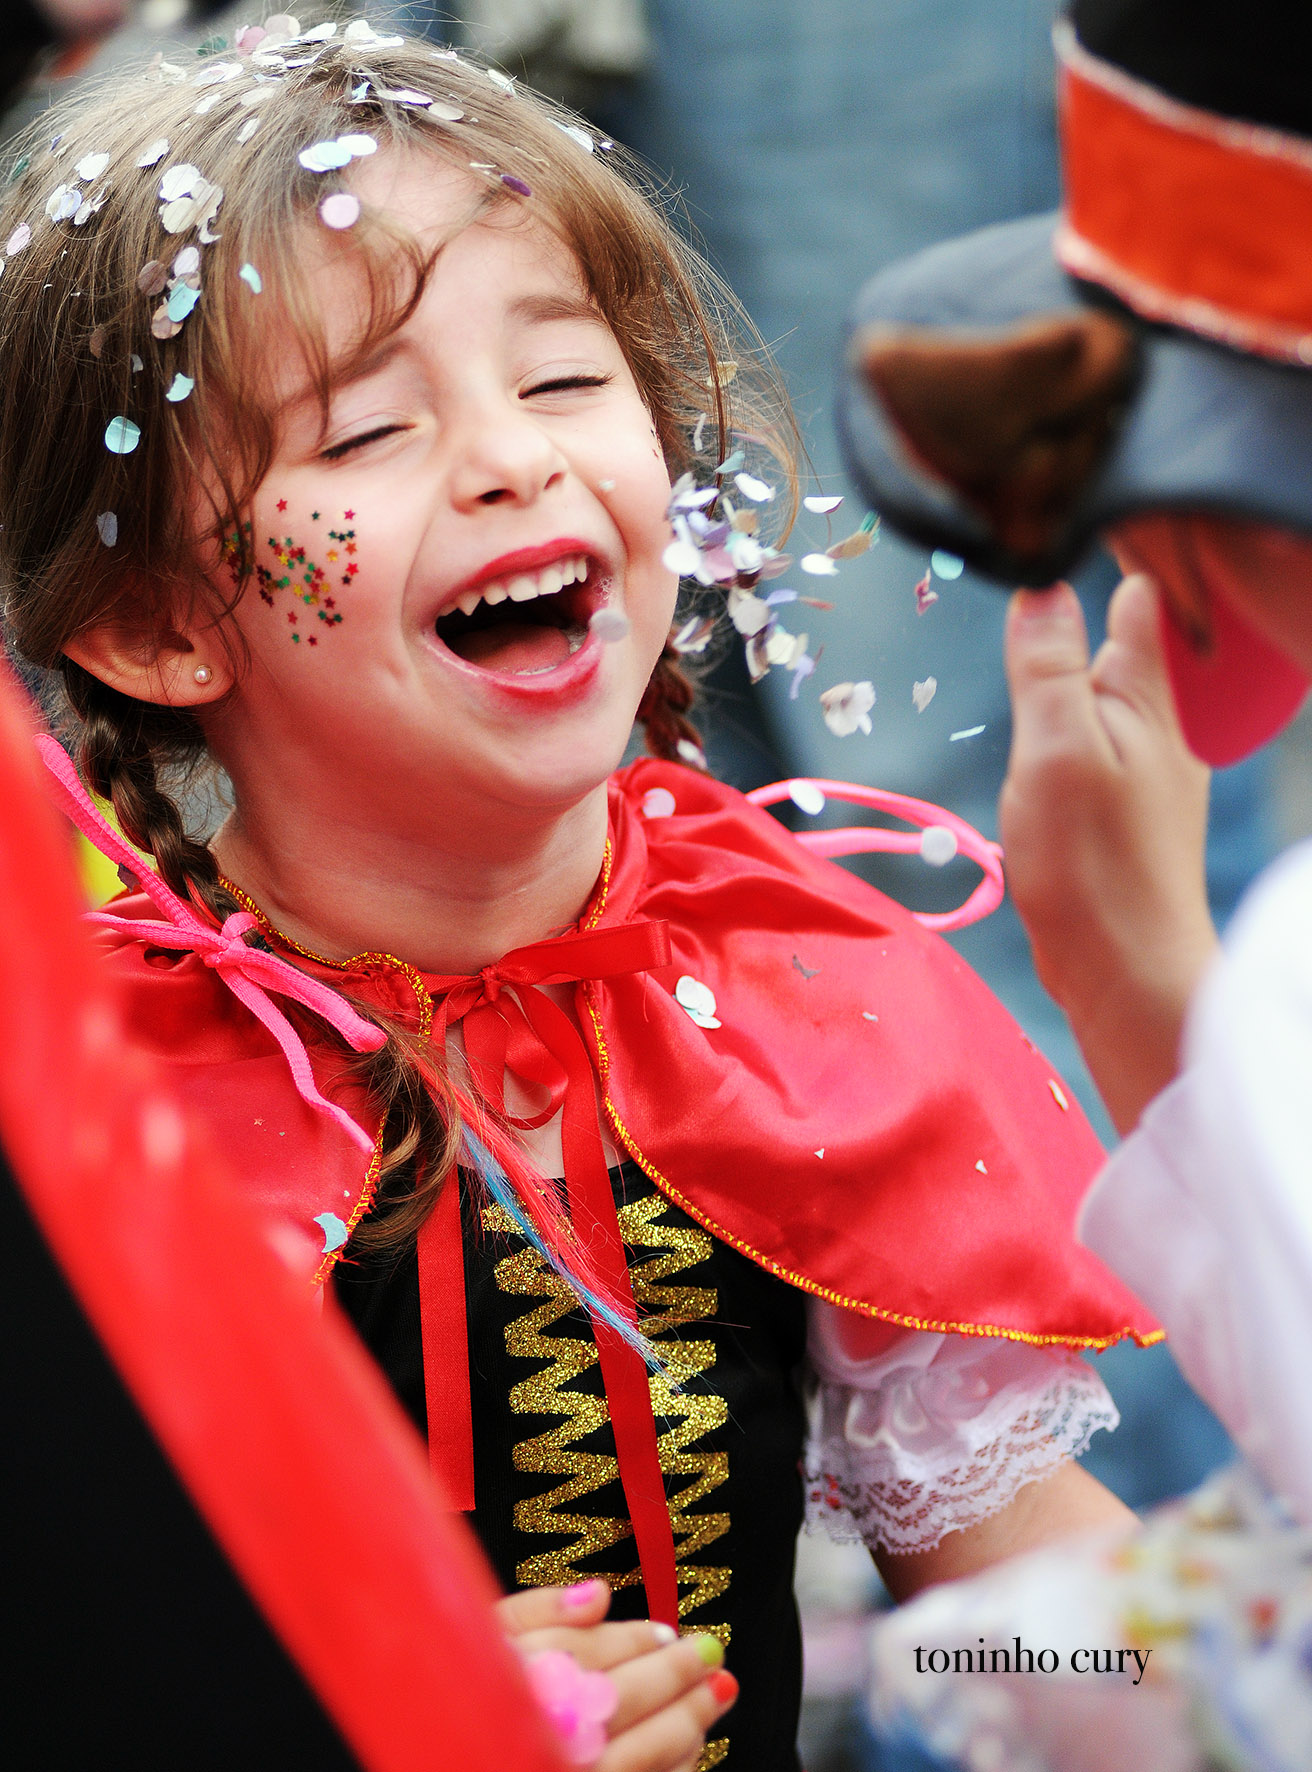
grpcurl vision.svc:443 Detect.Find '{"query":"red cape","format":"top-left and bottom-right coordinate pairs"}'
top-left (99, 758), bottom-right (1158, 1350)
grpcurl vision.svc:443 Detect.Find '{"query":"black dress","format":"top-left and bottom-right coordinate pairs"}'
top-left (334, 1159), bottom-right (809, 1772)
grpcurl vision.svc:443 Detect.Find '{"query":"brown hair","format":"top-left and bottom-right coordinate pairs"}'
top-left (0, 21), bottom-right (798, 1247)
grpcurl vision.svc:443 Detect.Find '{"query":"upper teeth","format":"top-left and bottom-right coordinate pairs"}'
top-left (451, 555), bottom-right (588, 619)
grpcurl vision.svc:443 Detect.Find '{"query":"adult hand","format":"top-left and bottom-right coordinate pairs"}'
top-left (999, 573), bottom-right (1217, 1133)
top-left (498, 1582), bottom-right (736, 1772)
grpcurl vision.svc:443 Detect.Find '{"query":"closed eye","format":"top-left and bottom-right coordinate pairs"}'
top-left (320, 423), bottom-right (409, 461)
top-left (523, 373), bottom-right (613, 399)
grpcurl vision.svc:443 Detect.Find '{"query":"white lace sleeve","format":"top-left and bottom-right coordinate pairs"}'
top-left (802, 1301), bottom-right (1119, 1555)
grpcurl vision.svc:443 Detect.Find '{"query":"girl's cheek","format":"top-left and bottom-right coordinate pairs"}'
top-left (227, 499), bottom-right (365, 652)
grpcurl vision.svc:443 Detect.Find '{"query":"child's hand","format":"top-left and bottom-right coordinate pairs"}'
top-left (498, 1582), bottom-right (736, 1772)
top-left (999, 574), bottom-right (1217, 1133)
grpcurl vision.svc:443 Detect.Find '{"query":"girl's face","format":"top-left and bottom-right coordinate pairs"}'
top-left (204, 152), bottom-right (677, 839)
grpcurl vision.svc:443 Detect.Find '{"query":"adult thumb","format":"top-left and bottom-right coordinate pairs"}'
top-left (1095, 572), bottom-right (1180, 725)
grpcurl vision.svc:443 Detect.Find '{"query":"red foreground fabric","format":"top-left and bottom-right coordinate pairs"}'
top-left (0, 667), bottom-right (565, 1772)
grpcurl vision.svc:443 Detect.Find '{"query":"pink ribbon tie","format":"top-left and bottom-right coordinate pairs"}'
top-left (36, 735), bottom-right (386, 1155)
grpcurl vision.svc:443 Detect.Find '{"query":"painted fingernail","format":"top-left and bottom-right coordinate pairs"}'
top-left (561, 1578), bottom-right (606, 1611)
top-left (692, 1634), bottom-right (724, 1668)
top-left (651, 1622), bottom-right (678, 1644)
top-left (709, 1670), bottom-right (738, 1708)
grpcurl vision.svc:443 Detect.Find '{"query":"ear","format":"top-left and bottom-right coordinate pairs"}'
top-left (62, 618), bottom-right (232, 707)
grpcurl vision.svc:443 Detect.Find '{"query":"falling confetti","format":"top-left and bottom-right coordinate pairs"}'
top-left (820, 681), bottom-right (875, 736)
top-left (827, 515), bottom-right (879, 559)
top-left (801, 553), bottom-right (840, 576)
top-left (165, 372), bottom-right (194, 403)
top-left (734, 471), bottom-right (774, 503)
top-left (716, 448), bottom-right (745, 474)
top-left (788, 779), bottom-right (826, 815)
top-left (675, 975), bottom-right (721, 1029)
top-left (641, 788), bottom-right (676, 819)
top-left (239, 262), bottom-right (262, 293)
top-left (104, 417), bottom-right (141, 455)
top-left (672, 613), bottom-right (715, 654)
top-left (914, 572), bottom-right (938, 614)
top-left (931, 550), bottom-right (965, 579)
top-left (912, 677), bottom-right (937, 713)
top-left (1048, 1079), bottom-right (1070, 1111)
top-left (975, 1160), bottom-right (988, 1175)
top-left (589, 607), bottom-right (629, 643)
top-left (862, 1011), bottom-right (878, 1022)
top-left (95, 511), bottom-right (118, 547)
top-left (919, 826), bottom-right (958, 867)
top-left (314, 1212), bottom-right (349, 1253)
top-left (319, 192), bottom-right (360, 230)
top-left (950, 725), bottom-right (986, 742)
top-left (803, 494), bottom-right (843, 515)
top-left (676, 737), bottom-right (708, 770)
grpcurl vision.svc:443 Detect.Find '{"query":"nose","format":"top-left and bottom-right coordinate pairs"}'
top-left (447, 387), bottom-right (568, 510)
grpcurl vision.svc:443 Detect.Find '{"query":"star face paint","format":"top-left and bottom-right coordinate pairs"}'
top-left (224, 506), bottom-right (360, 644)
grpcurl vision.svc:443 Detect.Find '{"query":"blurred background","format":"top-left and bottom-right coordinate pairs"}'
top-left (5, 6), bottom-right (1297, 1768)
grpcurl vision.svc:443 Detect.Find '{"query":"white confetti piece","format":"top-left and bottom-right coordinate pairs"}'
top-left (801, 552), bottom-right (839, 576)
top-left (319, 192), bottom-right (360, 230)
top-left (675, 975), bottom-right (721, 1029)
top-left (95, 511), bottom-right (117, 547)
top-left (734, 471), bottom-right (774, 503)
top-left (75, 151), bottom-right (109, 182)
top-left (598, 477), bottom-right (615, 491)
top-left (672, 613), bottom-right (715, 655)
top-left (642, 788), bottom-right (676, 819)
top-left (137, 139), bottom-right (169, 169)
top-left (949, 725), bottom-right (986, 742)
top-left (45, 184), bottom-right (79, 221)
top-left (862, 1011), bottom-right (878, 1022)
top-left (1048, 1078), bottom-right (1070, 1111)
top-left (171, 244), bottom-right (199, 277)
top-left (919, 825), bottom-right (958, 867)
top-left (158, 163), bottom-right (201, 201)
top-left (235, 117), bottom-right (260, 145)
top-left (692, 412), bottom-right (707, 453)
top-left (727, 584), bottom-right (771, 637)
top-left (238, 261), bottom-right (262, 293)
top-left (676, 737), bottom-right (708, 770)
top-left (820, 681), bottom-right (875, 737)
top-left (975, 1160), bottom-right (988, 1174)
top-left (803, 494), bottom-right (843, 514)
top-left (104, 416), bottom-right (140, 455)
top-left (336, 134), bottom-right (377, 158)
top-left (5, 222), bottom-right (29, 255)
top-left (931, 549), bottom-right (965, 579)
top-left (589, 606), bottom-right (629, 643)
top-left (788, 779), bottom-right (826, 815)
top-left (815, 1149), bottom-right (825, 1159)
top-left (912, 676), bottom-right (937, 713)
top-left (298, 139), bottom-right (352, 173)
top-left (165, 372), bottom-right (194, 402)
top-left (314, 1211), bottom-right (349, 1253)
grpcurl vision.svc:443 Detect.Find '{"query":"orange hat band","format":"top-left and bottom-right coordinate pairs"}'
top-left (1055, 21), bottom-right (1312, 364)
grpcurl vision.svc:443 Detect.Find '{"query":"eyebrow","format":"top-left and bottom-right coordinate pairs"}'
top-left (506, 290), bottom-right (608, 329)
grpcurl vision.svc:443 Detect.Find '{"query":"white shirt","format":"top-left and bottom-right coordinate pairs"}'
top-left (1080, 839), bottom-right (1312, 1525)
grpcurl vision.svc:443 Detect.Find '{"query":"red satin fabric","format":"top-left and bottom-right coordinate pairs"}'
top-left (1059, 42), bottom-right (1312, 359)
top-left (93, 758), bottom-right (1159, 1352)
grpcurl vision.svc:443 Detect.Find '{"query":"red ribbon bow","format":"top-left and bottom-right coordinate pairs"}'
top-left (419, 918), bottom-right (682, 1628)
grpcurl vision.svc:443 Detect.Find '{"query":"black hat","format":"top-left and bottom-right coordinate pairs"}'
top-left (838, 0), bottom-right (1312, 593)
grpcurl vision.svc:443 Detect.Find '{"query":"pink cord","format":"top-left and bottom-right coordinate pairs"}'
top-left (746, 777), bottom-right (1005, 931)
top-left (36, 735), bottom-right (386, 1153)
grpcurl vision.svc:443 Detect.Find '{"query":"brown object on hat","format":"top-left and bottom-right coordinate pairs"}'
top-left (859, 309), bottom-right (1137, 568)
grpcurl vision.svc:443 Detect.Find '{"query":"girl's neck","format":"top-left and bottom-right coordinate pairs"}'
top-left (210, 784), bottom-right (611, 975)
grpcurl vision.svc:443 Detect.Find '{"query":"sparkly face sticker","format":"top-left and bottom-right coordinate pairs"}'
top-left (225, 505), bottom-right (360, 644)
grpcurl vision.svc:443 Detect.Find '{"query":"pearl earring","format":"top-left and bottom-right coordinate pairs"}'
top-left (193, 665), bottom-right (213, 685)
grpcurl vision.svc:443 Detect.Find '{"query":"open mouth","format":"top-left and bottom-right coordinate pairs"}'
top-left (434, 553), bottom-right (602, 675)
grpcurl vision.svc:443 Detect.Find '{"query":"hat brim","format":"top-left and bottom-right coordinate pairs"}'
top-left (838, 212), bottom-right (1312, 761)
